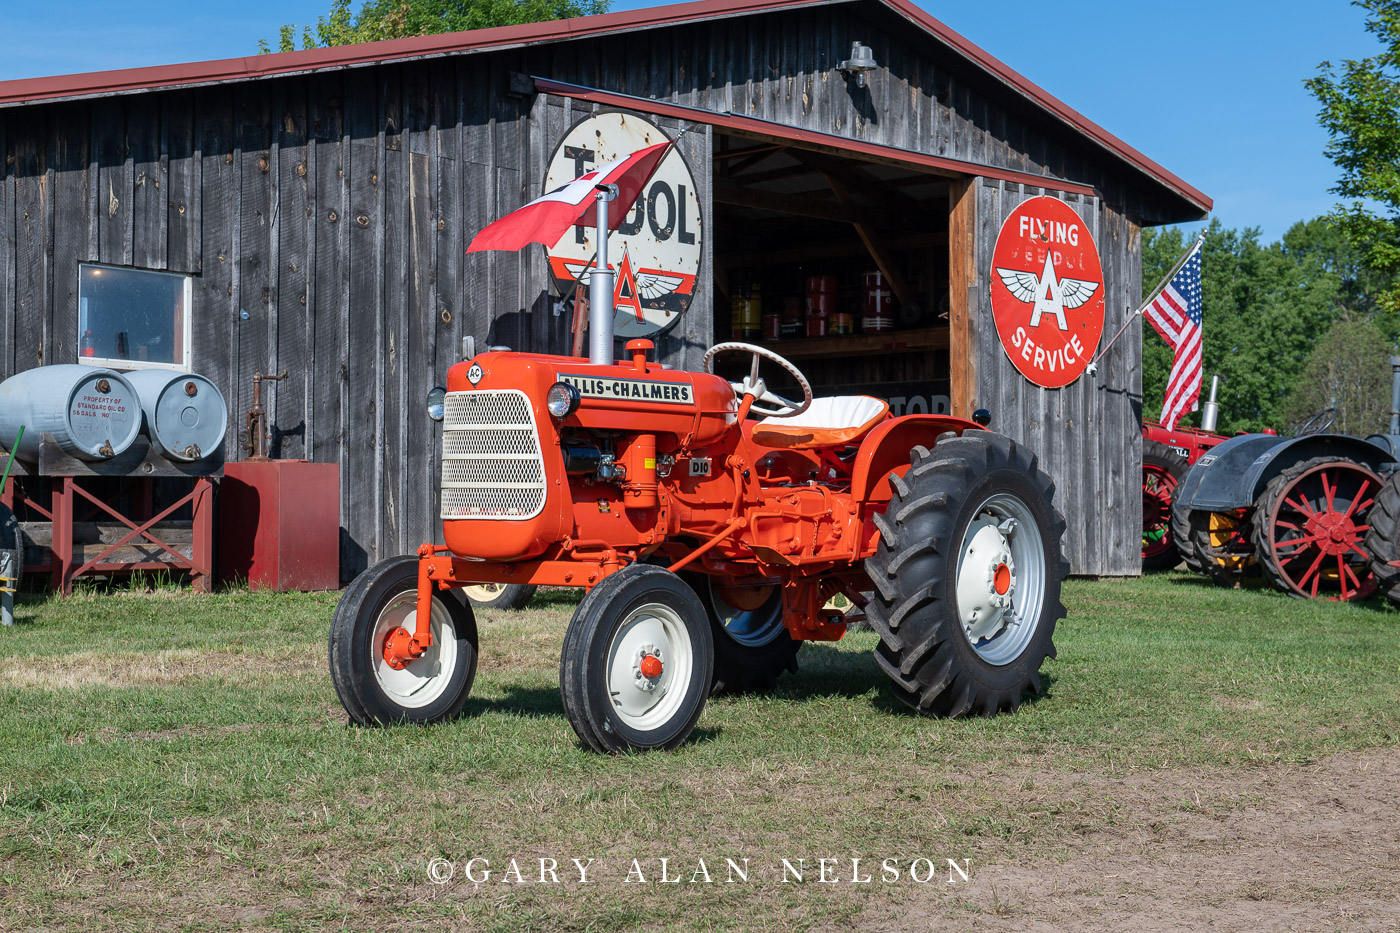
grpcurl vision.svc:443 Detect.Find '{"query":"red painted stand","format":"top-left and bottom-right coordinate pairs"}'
top-left (218, 460), bottom-right (340, 591)
top-left (1, 434), bottom-right (219, 595)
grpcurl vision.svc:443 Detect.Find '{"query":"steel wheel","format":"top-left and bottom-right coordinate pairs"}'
top-left (370, 592), bottom-right (461, 709)
top-left (604, 601), bottom-right (695, 731)
top-left (1253, 457), bottom-right (1379, 601)
top-left (954, 492), bottom-right (1047, 666)
top-left (559, 564), bottom-right (713, 753)
top-left (328, 556), bottom-right (478, 725)
top-left (1141, 441), bottom-right (1188, 571)
top-left (691, 575), bottom-right (800, 694)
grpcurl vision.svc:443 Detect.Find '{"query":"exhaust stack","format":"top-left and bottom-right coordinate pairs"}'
top-left (588, 184), bottom-right (619, 365)
top-left (1201, 374), bottom-right (1223, 433)
top-left (1390, 356), bottom-right (1400, 436)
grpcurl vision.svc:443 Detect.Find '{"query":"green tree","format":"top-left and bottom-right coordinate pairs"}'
top-left (260, 0), bottom-right (610, 53)
top-left (1306, 0), bottom-right (1400, 314)
top-left (1142, 220), bottom-right (1344, 434)
top-left (1283, 317), bottom-right (1393, 436)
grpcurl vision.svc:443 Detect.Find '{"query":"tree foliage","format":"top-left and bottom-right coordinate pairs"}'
top-left (1142, 220), bottom-right (1353, 434)
top-left (260, 0), bottom-right (610, 52)
top-left (1283, 317), bottom-right (1394, 437)
top-left (1306, 0), bottom-right (1400, 314)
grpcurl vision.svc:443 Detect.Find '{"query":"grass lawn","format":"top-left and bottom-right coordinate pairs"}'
top-left (1, 571), bottom-right (1398, 930)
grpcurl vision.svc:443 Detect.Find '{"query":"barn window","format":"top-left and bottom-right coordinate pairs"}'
top-left (77, 264), bottom-right (192, 372)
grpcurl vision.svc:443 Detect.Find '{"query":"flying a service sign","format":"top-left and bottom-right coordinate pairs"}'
top-left (989, 197), bottom-right (1105, 388)
top-left (544, 112), bottom-right (702, 340)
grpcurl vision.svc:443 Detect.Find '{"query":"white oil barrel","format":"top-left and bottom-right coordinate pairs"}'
top-left (123, 370), bottom-right (228, 462)
top-left (0, 365), bottom-right (142, 461)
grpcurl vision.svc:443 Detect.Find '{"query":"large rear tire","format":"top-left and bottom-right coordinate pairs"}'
top-left (1252, 457), bottom-right (1379, 601)
top-left (329, 556), bottom-right (479, 725)
top-left (689, 575), bottom-right (800, 695)
top-left (866, 434), bottom-right (1068, 716)
top-left (1365, 472), bottom-right (1400, 604)
top-left (559, 564), bottom-right (714, 753)
top-left (1142, 441), bottom-right (1189, 571)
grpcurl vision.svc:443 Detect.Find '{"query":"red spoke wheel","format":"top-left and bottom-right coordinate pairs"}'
top-left (1142, 441), bottom-right (1189, 571)
top-left (1252, 457), bottom-right (1380, 601)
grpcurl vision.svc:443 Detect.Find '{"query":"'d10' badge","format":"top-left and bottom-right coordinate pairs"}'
top-left (989, 197), bottom-right (1105, 388)
top-left (544, 111), bottom-right (702, 341)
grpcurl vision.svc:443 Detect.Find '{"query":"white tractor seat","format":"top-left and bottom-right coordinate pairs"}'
top-left (751, 395), bottom-right (890, 449)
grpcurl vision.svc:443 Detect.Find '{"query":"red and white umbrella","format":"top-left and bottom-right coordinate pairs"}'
top-left (467, 141), bottom-right (672, 253)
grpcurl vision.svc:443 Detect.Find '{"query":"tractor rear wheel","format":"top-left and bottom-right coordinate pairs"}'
top-left (1252, 457), bottom-right (1379, 601)
top-left (866, 434), bottom-right (1067, 716)
top-left (1187, 509), bottom-right (1258, 587)
top-left (559, 564), bottom-right (713, 753)
top-left (690, 575), bottom-right (799, 695)
top-left (1142, 441), bottom-right (1189, 571)
top-left (329, 556), bottom-right (479, 725)
top-left (1364, 472), bottom-right (1400, 604)
top-left (463, 582), bottom-right (538, 611)
top-left (1170, 502), bottom-right (1209, 576)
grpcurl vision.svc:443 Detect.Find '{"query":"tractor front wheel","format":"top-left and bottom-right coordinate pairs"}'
top-left (690, 575), bottom-right (799, 694)
top-left (463, 582), bottom-right (538, 611)
top-left (1142, 441), bottom-right (1189, 571)
top-left (866, 434), bottom-right (1067, 716)
top-left (329, 556), bottom-right (479, 725)
top-left (559, 564), bottom-right (714, 753)
top-left (1252, 457), bottom-right (1379, 601)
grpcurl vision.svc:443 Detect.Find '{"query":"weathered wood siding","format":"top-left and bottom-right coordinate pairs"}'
top-left (0, 1), bottom-right (1185, 577)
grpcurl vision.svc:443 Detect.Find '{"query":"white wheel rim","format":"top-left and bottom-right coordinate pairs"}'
top-left (954, 492), bottom-right (1046, 666)
top-left (605, 601), bottom-right (694, 731)
top-left (464, 583), bottom-right (502, 602)
top-left (370, 593), bottom-right (459, 709)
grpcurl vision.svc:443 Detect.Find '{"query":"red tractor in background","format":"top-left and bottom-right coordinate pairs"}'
top-left (1141, 418), bottom-right (1231, 570)
top-left (328, 147), bottom-right (1069, 753)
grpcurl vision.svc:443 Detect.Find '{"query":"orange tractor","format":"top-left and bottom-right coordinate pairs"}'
top-left (329, 147), bottom-right (1069, 752)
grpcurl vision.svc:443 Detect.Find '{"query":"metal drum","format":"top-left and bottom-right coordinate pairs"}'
top-left (123, 370), bottom-right (228, 462)
top-left (0, 364), bottom-right (142, 461)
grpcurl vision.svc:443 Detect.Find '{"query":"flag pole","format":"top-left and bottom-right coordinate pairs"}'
top-left (1086, 230), bottom-right (1205, 377)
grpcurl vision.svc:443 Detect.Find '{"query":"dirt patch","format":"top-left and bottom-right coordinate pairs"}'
top-left (847, 745), bottom-right (1400, 932)
top-left (0, 648), bottom-right (323, 689)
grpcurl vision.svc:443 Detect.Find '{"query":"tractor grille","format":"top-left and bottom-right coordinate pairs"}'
top-left (440, 389), bottom-right (546, 521)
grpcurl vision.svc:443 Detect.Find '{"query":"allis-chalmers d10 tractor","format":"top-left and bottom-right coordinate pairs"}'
top-left (328, 147), bottom-right (1068, 753)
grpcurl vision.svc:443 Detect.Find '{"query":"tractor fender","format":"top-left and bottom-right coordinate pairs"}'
top-left (1176, 432), bottom-right (1396, 512)
top-left (850, 414), bottom-right (984, 508)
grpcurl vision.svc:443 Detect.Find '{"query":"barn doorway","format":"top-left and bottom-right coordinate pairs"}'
top-left (708, 131), bottom-right (959, 417)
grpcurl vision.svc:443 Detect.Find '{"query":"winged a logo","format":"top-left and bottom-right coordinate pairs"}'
top-left (995, 252), bottom-right (1101, 331)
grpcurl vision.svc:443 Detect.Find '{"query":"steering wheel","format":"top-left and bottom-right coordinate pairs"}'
top-left (702, 342), bottom-right (813, 418)
top-left (1290, 406), bottom-right (1337, 437)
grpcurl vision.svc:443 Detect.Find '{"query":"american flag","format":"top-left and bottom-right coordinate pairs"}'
top-left (1144, 242), bottom-right (1203, 430)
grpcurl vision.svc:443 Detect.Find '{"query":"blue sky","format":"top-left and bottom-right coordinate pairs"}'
top-left (0, 0), bottom-right (1384, 242)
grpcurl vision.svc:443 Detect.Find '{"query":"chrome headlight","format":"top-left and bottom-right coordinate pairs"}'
top-left (546, 382), bottom-right (582, 419)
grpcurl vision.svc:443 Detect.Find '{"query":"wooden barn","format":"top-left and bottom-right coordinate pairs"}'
top-left (0, 0), bottom-right (1210, 578)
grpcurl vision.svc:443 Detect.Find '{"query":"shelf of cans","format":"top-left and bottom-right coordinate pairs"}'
top-left (731, 271), bottom-right (896, 341)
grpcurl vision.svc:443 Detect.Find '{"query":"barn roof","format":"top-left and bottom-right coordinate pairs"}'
top-left (0, 0), bottom-right (1211, 214)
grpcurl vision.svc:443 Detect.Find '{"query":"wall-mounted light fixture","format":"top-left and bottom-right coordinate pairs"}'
top-left (837, 41), bottom-right (877, 87)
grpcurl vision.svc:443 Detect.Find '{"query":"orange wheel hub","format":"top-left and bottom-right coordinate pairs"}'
top-left (639, 654), bottom-right (663, 678)
top-left (993, 563), bottom-right (1011, 596)
top-left (383, 626), bottom-right (422, 670)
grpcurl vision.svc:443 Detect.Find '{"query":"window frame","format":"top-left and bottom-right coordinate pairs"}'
top-left (76, 262), bottom-right (194, 373)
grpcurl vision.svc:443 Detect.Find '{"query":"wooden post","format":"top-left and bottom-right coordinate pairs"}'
top-left (948, 177), bottom-right (978, 418)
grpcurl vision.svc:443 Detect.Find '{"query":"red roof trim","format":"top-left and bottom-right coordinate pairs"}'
top-left (0, 0), bottom-right (1209, 213)
top-left (534, 77), bottom-right (1101, 198)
